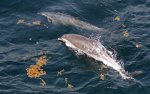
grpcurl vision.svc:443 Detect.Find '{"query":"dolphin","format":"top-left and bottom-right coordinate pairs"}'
top-left (40, 12), bottom-right (105, 32)
top-left (58, 34), bottom-right (131, 79)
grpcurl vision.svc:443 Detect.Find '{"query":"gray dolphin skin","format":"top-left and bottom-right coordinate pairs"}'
top-left (58, 34), bottom-right (131, 79)
top-left (40, 12), bottom-right (105, 32)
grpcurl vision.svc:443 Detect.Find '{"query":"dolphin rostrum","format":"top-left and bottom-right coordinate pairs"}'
top-left (58, 34), bottom-right (131, 79)
top-left (40, 12), bottom-right (105, 32)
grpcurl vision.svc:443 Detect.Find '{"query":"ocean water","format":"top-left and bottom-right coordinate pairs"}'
top-left (0, 0), bottom-right (150, 94)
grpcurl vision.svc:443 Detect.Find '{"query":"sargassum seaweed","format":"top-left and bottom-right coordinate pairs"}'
top-left (26, 56), bottom-right (47, 86)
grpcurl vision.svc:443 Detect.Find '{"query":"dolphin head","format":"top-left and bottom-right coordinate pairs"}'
top-left (58, 34), bottom-right (79, 50)
top-left (40, 12), bottom-right (56, 23)
top-left (40, 12), bottom-right (53, 18)
top-left (58, 34), bottom-right (74, 45)
top-left (58, 34), bottom-right (96, 52)
top-left (58, 34), bottom-right (71, 42)
top-left (58, 34), bottom-right (85, 44)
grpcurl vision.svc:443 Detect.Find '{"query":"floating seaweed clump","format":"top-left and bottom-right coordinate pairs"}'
top-left (26, 64), bottom-right (46, 78)
top-left (57, 69), bottom-right (65, 76)
top-left (123, 30), bottom-right (129, 37)
top-left (36, 56), bottom-right (47, 67)
top-left (26, 56), bottom-right (47, 85)
top-left (32, 20), bottom-right (41, 25)
top-left (67, 83), bottom-right (74, 90)
top-left (99, 74), bottom-right (105, 80)
top-left (17, 19), bottom-right (25, 24)
top-left (114, 16), bottom-right (121, 21)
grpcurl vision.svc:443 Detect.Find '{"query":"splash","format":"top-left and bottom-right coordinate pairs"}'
top-left (83, 41), bottom-right (131, 79)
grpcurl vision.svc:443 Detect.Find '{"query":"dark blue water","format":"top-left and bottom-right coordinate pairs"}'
top-left (0, 0), bottom-right (150, 94)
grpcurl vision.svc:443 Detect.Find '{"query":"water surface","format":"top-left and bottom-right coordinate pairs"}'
top-left (0, 0), bottom-right (150, 94)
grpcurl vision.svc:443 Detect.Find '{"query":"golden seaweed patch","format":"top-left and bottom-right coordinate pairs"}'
top-left (123, 30), bottom-right (129, 37)
top-left (114, 16), bottom-right (121, 21)
top-left (99, 74), bottom-right (105, 80)
top-left (57, 69), bottom-right (65, 76)
top-left (64, 78), bottom-right (74, 90)
top-left (26, 64), bottom-right (46, 78)
top-left (26, 56), bottom-right (47, 81)
top-left (17, 19), bottom-right (25, 24)
top-left (32, 20), bottom-right (41, 25)
top-left (36, 56), bottom-right (47, 67)
top-left (67, 83), bottom-right (74, 90)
